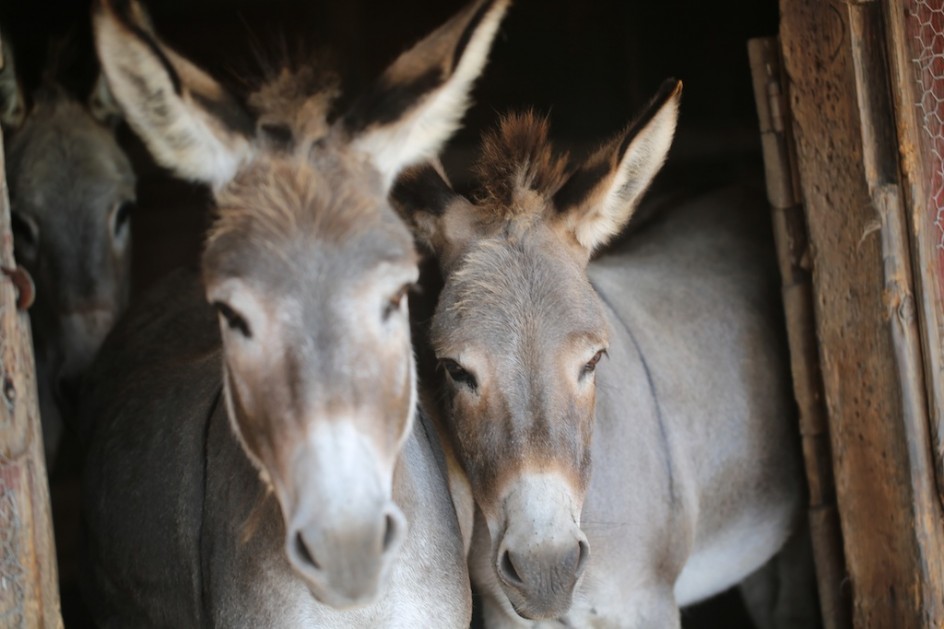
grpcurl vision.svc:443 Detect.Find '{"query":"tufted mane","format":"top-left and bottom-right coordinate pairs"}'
top-left (247, 61), bottom-right (340, 150)
top-left (472, 111), bottom-right (570, 220)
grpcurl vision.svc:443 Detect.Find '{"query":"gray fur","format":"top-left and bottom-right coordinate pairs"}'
top-left (80, 270), bottom-right (470, 628)
top-left (5, 83), bottom-right (134, 463)
top-left (79, 0), bottom-right (511, 624)
top-left (398, 102), bottom-right (816, 626)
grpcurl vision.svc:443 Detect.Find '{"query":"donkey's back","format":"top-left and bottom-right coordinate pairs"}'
top-left (80, 269), bottom-right (224, 626)
top-left (589, 186), bottom-right (802, 608)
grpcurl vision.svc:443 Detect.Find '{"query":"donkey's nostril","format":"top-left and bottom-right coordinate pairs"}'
top-left (575, 538), bottom-right (590, 579)
top-left (380, 506), bottom-right (406, 556)
top-left (294, 531), bottom-right (321, 571)
top-left (499, 549), bottom-right (524, 587)
top-left (382, 514), bottom-right (397, 553)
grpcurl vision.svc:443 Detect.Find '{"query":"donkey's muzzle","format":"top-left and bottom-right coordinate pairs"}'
top-left (491, 473), bottom-right (590, 620)
top-left (282, 422), bottom-right (408, 608)
top-left (287, 502), bottom-right (407, 609)
top-left (496, 532), bottom-right (589, 620)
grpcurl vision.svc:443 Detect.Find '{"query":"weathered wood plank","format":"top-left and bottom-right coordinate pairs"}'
top-left (748, 37), bottom-right (851, 629)
top-left (883, 0), bottom-right (944, 513)
top-left (779, 0), bottom-right (944, 626)
top-left (0, 38), bottom-right (63, 629)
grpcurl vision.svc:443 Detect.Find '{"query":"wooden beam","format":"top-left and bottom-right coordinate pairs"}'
top-left (883, 0), bottom-right (944, 514)
top-left (748, 37), bottom-right (851, 629)
top-left (779, 0), bottom-right (944, 625)
top-left (0, 37), bottom-right (63, 628)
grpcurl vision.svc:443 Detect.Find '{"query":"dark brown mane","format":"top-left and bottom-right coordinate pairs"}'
top-left (472, 111), bottom-right (570, 221)
top-left (247, 63), bottom-right (340, 151)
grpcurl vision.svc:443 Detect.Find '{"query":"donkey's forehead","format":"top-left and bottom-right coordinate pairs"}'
top-left (11, 98), bottom-right (127, 163)
top-left (204, 154), bottom-right (416, 289)
top-left (433, 232), bottom-right (606, 349)
top-left (8, 101), bottom-right (134, 215)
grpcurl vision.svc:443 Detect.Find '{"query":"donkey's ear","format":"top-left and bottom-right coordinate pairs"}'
top-left (88, 72), bottom-right (123, 128)
top-left (553, 79), bottom-right (681, 253)
top-left (0, 38), bottom-right (26, 130)
top-left (391, 161), bottom-right (477, 269)
top-left (92, 0), bottom-right (254, 189)
top-left (344, 0), bottom-right (510, 190)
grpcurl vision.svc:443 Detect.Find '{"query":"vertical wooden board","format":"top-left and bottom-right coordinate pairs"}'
top-left (0, 41), bottom-right (63, 628)
top-left (884, 0), bottom-right (944, 510)
top-left (780, 1), bottom-right (944, 626)
top-left (749, 38), bottom-right (851, 629)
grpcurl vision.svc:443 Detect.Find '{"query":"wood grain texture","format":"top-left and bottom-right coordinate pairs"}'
top-left (779, 0), bottom-right (944, 626)
top-left (884, 0), bottom-right (944, 514)
top-left (748, 37), bottom-right (851, 629)
top-left (0, 38), bottom-right (63, 629)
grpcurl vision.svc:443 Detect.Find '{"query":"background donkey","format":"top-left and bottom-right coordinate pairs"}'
top-left (394, 82), bottom-right (815, 627)
top-left (80, 0), bottom-right (508, 626)
top-left (1, 41), bottom-right (134, 465)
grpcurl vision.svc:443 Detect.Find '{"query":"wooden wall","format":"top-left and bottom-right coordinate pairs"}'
top-left (779, 0), bottom-right (944, 626)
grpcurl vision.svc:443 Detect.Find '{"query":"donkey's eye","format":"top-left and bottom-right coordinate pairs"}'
top-left (382, 283), bottom-right (413, 321)
top-left (11, 212), bottom-right (38, 256)
top-left (213, 301), bottom-right (252, 339)
top-left (113, 200), bottom-right (135, 237)
top-left (440, 358), bottom-right (478, 392)
top-left (581, 349), bottom-right (607, 378)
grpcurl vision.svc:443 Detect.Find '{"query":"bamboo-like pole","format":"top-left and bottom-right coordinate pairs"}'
top-left (747, 37), bottom-right (851, 629)
top-left (0, 36), bottom-right (63, 629)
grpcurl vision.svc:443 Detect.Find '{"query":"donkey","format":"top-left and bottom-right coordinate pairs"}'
top-left (1, 43), bottom-right (134, 465)
top-left (393, 82), bottom-right (814, 627)
top-left (79, 0), bottom-right (508, 626)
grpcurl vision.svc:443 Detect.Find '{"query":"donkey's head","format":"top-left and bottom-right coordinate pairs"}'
top-left (395, 81), bottom-right (680, 620)
top-left (2, 43), bottom-right (134, 407)
top-left (94, 0), bottom-right (508, 609)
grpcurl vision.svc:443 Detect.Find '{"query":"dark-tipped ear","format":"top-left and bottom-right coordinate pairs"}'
top-left (88, 71), bottom-right (123, 128)
top-left (345, 0), bottom-right (510, 190)
top-left (0, 38), bottom-right (26, 130)
top-left (93, 0), bottom-right (255, 189)
top-left (391, 161), bottom-right (477, 269)
top-left (553, 79), bottom-right (681, 253)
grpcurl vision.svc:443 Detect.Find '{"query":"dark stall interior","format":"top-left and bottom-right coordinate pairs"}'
top-left (2, 0), bottom-right (780, 626)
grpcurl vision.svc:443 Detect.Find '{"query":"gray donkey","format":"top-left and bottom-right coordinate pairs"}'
top-left (80, 0), bottom-right (508, 626)
top-left (1, 42), bottom-right (134, 465)
top-left (394, 82), bottom-right (816, 627)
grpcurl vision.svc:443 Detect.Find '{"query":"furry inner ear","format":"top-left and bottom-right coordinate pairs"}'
top-left (344, 0), bottom-right (510, 191)
top-left (93, 0), bottom-right (255, 189)
top-left (391, 161), bottom-right (477, 270)
top-left (553, 79), bottom-right (682, 253)
top-left (0, 39), bottom-right (26, 130)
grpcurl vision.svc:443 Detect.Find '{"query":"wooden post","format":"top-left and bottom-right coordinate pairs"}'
top-left (882, 0), bottom-right (944, 512)
top-left (748, 37), bottom-right (851, 629)
top-left (778, 1), bottom-right (944, 625)
top-left (0, 37), bottom-right (63, 628)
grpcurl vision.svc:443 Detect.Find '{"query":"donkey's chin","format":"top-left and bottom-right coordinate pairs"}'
top-left (286, 537), bottom-right (386, 609)
top-left (499, 580), bottom-right (577, 622)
